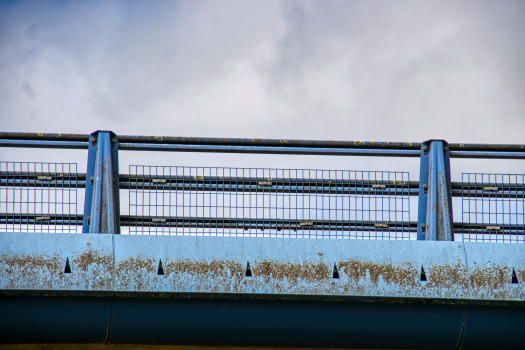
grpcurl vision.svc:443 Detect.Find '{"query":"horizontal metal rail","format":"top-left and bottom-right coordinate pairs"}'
top-left (449, 150), bottom-right (525, 159)
top-left (0, 139), bottom-right (88, 149)
top-left (1, 132), bottom-right (523, 158)
top-left (0, 214), bottom-right (83, 226)
top-left (454, 223), bottom-right (525, 235)
top-left (122, 216), bottom-right (416, 233)
top-left (1, 131), bottom-right (524, 151)
top-left (3, 172), bottom-right (524, 198)
top-left (2, 214), bottom-right (522, 236)
top-left (119, 143), bottom-right (423, 157)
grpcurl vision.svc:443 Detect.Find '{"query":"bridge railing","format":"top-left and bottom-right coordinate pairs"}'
top-left (0, 131), bottom-right (523, 242)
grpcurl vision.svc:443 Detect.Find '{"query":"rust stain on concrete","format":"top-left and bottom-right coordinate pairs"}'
top-left (252, 260), bottom-right (331, 282)
top-left (115, 257), bottom-right (245, 293)
top-left (0, 250), bottom-right (113, 291)
top-left (469, 264), bottom-right (524, 301)
top-left (74, 250), bottom-right (113, 272)
top-left (335, 259), bottom-right (468, 298)
top-left (113, 256), bottom-right (470, 298)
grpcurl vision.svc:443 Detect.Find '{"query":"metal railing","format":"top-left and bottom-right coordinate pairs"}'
top-left (459, 173), bottom-right (525, 242)
top-left (0, 162), bottom-right (81, 233)
top-left (125, 166), bottom-right (411, 239)
top-left (0, 131), bottom-right (523, 242)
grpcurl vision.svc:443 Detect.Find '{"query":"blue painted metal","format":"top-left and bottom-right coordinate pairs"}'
top-left (83, 131), bottom-right (120, 234)
top-left (1, 293), bottom-right (523, 349)
top-left (109, 296), bottom-right (466, 348)
top-left (460, 304), bottom-right (525, 350)
top-left (0, 139), bottom-right (88, 149)
top-left (417, 142), bottom-right (430, 241)
top-left (2, 131), bottom-right (524, 151)
top-left (120, 142), bottom-right (524, 159)
top-left (118, 142), bottom-right (422, 157)
top-left (0, 134), bottom-right (523, 159)
top-left (418, 140), bottom-right (453, 241)
top-left (0, 295), bottom-right (111, 343)
top-left (450, 150), bottom-right (525, 159)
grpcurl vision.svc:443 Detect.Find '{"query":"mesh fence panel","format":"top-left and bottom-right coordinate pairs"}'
top-left (124, 166), bottom-right (412, 239)
top-left (459, 173), bottom-right (525, 243)
top-left (0, 162), bottom-right (81, 233)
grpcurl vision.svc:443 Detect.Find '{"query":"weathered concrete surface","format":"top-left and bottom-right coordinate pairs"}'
top-left (113, 236), bottom-right (469, 300)
top-left (0, 232), bottom-right (113, 291)
top-left (464, 242), bottom-right (525, 301)
top-left (0, 232), bottom-right (524, 302)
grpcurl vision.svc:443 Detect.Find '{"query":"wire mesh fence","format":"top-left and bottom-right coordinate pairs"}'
top-left (0, 162), bottom-right (82, 233)
top-left (458, 173), bottom-right (525, 242)
top-left (123, 166), bottom-right (413, 239)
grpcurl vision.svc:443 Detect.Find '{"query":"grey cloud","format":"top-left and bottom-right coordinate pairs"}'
top-left (0, 0), bottom-right (524, 149)
top-left (21, 79), bottom-right (37, 100)
top-left (266, 0), bottom-right (525, 142)
top-left (28, 109), bottom-right (38, 120)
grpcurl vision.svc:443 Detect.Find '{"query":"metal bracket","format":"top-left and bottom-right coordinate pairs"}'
top-left (417, 140), bottom-right (453, 241)
top-left (82, 131), bottom-right (120, 234)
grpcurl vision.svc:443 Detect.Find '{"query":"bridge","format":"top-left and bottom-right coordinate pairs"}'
top-left (0, 131), bottom-right (524, 349)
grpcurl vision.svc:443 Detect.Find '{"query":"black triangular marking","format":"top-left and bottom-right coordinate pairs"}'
top-left (245, 262), bottom-right (253, 278)
top-left (333, 264), bottom-right (340, 280)
top-left (157, 259), bottom-right (165, 276)
top-left (64, 257), bottom-right (71, 274)
top-left (512, 268), bottom-right (519, 284)
top-left (420, 266), bottom-right (427, 282)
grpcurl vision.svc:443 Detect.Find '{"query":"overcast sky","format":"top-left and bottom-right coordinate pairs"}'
top-left (1, 0), bottom-right (524, 176)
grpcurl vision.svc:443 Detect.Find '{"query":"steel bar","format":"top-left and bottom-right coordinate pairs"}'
top-left (3, 172), bottom-right (523, 198)
top-left (0, 139), bottom-right (88, 149)
top-left (0, 213), bottom-right (83, 225)
top-left (0, 132), bottom-right (88, 141)
top-left (120, 180), bottom-right (418, 196)
top-left (1, 131), bottom-right (523, 150)
top-left (1, 214), bottom-right (417, 233)
top-left (5, 214), bottom-right (522, 236)
top-left (1, 132), bottom-right (523, 158)
top-left (118, 142), bottom-right (422, 157)
top-left (454, 223), bottom-right (524, 235)
top-left (121, 215), bottom-right (417, 233)
top-left (118, 135), bottom-right (423, 149)
top-left (0, 179), bottom-right (86, 188)
top-left (450, 151), bottom-right (525, 159)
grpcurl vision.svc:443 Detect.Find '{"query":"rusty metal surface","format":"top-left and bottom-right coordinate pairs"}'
top-left (1, 232), bottom-right (524, 303)
top-left (0, 232), bottom-right (113, 290)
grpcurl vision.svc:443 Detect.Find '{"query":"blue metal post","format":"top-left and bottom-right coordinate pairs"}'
top-left (417, 140), bottom-right (453, 241)
top-left (82, 131), bottom-right (120, 234)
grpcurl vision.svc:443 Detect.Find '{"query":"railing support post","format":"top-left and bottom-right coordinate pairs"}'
top-left (417, 140), bottom-right (453, 241)
top-left (82, 131), bottom-right (120, 234)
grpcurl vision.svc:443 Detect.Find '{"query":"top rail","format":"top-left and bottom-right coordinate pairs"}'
top-left (0, 132), bottom-right (524, 159)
